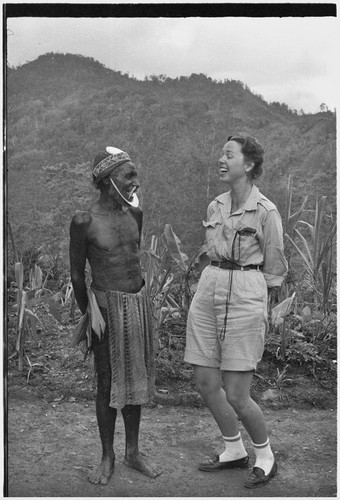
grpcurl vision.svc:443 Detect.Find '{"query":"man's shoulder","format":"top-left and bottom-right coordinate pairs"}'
top-left (71, 210), bottom-right (92, 226)
top-left (72, 200), bottom-right (102, 225)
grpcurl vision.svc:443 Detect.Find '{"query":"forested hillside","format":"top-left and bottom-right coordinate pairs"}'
top-left (7, 52), bottom-right (336, 262)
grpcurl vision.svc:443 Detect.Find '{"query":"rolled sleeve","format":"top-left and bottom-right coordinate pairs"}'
top-left (261, 209), bottom-right (288, 288)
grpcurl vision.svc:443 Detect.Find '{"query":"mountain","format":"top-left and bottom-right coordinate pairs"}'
top-left (6, 52), bottom-right (336, 261)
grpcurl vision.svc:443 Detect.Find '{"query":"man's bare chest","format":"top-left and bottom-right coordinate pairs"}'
top-left (88, 212), bottom-right (140, 251)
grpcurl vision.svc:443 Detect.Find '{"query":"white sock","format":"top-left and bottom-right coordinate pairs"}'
top-left (252, 438), bottom-right (275, 475)
top-left (219, 432), bottom-right (247, 462)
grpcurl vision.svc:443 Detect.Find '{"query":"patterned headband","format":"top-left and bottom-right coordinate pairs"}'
top-left (92, 149), bottom-right (132, 183)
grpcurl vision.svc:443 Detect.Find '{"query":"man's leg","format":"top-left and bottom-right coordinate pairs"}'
top-left (88, 334), bottom-right (116, 485)
top-left (122, 404), bottom-right (162, 478)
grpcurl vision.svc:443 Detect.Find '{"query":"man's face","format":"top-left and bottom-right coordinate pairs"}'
top-left (110, 161), bottom-right (140, 201)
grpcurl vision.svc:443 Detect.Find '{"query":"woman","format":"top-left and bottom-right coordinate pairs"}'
top-left (184, 133), bottom-right (288, 488)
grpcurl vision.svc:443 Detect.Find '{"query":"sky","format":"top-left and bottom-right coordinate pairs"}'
top-left (6, 15), bottom-right (339, 114)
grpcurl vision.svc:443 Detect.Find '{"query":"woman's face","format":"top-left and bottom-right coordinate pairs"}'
top-left (219, 140), bottom-right (252, 184)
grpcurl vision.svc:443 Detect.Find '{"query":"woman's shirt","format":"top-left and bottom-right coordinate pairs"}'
top-left (203, 185), bottom-right (288, 288)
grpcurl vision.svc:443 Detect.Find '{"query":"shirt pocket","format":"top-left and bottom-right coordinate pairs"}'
top-left (231, 224), bottom-right (258, 263)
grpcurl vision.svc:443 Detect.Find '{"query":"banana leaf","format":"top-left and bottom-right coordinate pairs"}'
top-left (87, 288), bottom-right (105, 339)
top-left (29, 264), bottom-right (43, 289)
top-left (15, 291), bottom-right (27, 351)
top-left (289, 195), bottom-right (308, 223)
top-left (315, 223), bottom-right (336, 271)
top-left (24, 307), bottom-right (41, 323)
top-left (285, 233), bottom-right (314, 279)
top-left (17, 290), bottom-right (27, 331)
top-left (25, 307), bottom-right (41, 344)
top-left (163, 224), bottom-right (189, 272)
top-left (271, 292), bottom-right (296, 326)
top-left (284, 175), bottom-right (309, 236)
top-left (15, 262), bottom-right (24, 291)
top-left (70, 312), bottom-right (90, 347)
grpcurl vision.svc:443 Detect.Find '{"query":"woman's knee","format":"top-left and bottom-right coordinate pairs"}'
top-left (226, 391), bottom-right (250, 412)
top-left (194, 366), bottom-right (221, 396)
top-left (223, 371), bottom-right (253, 411)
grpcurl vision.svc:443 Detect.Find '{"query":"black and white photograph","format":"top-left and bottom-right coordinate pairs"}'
top-left (4, 3), bottom-right (338, 497)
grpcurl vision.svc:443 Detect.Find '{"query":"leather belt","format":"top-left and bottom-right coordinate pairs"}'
top-left (211, 261), bottom-right (262, 271)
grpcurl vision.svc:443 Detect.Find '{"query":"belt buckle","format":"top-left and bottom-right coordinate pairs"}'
top-left (240, 265), bottom-right (244, 271)
top-left (219, 262), bottom-right (222, 268)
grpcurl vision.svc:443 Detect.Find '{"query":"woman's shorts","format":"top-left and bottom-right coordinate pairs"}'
top-left (184, 265), bottom-right (268, 371)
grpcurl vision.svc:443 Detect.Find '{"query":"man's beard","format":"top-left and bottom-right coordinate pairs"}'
top-left (110, 179), bottom-right (139, 208)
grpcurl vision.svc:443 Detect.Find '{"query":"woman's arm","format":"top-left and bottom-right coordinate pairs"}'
top-left (261, 209), bottom-right (288, 288)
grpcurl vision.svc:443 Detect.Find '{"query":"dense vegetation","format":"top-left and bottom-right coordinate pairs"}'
top-left (6, 53), bottom-right (336, 393)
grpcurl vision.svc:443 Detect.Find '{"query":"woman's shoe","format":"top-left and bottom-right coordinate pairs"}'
top-left (244, 461), bottom-right (278, 488)
top-left (199, 454), bottom-right (249, 472)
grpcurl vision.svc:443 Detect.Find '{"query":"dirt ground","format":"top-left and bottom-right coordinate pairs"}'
top-left (6, 312), bottom-right (337, 497)
top-left (7, 388), bottom-right (337, 497)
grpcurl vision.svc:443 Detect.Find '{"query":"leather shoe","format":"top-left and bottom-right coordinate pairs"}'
top-left (199, 454), bottom-right (249, 472)
top-left (244, 461), bottom-right (278, 488)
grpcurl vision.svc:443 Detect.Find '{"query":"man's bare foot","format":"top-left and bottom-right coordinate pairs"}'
top-left (88, 456), bottom-right (115, 485)
top-left (123, 452), bottom-right (162, 478)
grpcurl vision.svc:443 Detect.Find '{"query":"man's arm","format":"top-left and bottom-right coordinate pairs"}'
top-left (69, 213), bottom-right (90, 315)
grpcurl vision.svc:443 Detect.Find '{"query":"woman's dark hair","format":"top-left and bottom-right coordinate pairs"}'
top-left (227, 133), bottom-right (264, 179)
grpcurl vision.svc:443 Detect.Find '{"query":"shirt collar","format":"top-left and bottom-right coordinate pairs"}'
top-left (215, 185), bottom-right (260, 213)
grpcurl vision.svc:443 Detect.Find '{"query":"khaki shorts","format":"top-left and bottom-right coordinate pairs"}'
top-left (184, 265), bottom-right (268, 371)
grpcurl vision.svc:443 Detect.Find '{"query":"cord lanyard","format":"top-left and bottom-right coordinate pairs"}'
top-left (219, 232), bottom-right (238, 340)
top-left (219, 227), bottom-right (256, 340)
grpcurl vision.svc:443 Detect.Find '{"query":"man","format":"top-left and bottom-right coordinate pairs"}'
top-left (70, 147), bottom-right (161, 485)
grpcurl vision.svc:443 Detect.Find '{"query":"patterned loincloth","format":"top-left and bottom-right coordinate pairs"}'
top-left (92, 285), bottom-right (155, 410)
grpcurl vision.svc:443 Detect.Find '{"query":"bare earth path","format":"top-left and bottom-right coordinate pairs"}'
top-left (8, 388), bottom-right (336, 497)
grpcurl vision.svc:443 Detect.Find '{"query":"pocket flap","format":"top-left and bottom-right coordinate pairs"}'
top-left (203, 219), bottom-right (222, 228)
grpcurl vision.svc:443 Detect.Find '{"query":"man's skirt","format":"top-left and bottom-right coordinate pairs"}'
top-left (92, 285), bottom-right (155, 410)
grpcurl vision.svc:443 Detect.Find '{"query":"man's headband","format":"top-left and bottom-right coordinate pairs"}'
top-left (92, 147), bottom-right (132, 183)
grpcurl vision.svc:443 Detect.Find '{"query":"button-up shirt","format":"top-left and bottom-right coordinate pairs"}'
top-left (203, 185), bottom-right (288, 287)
